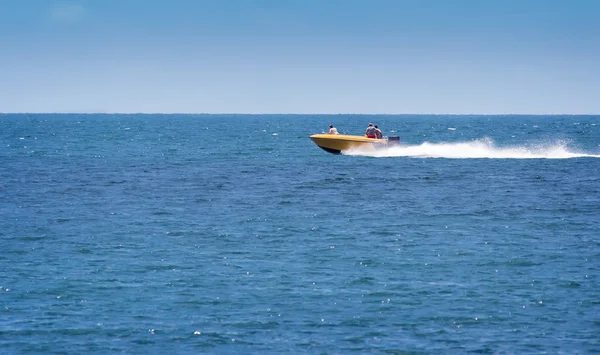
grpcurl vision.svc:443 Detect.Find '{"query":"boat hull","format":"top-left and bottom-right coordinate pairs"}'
top-left (309, 134), bottom-right (388, 154)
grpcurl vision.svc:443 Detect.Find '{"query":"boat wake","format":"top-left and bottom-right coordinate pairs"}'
top-left (343, 138), bottom-right (600, 159)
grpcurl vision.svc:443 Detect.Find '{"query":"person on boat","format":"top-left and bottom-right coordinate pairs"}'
top-left (365, 123), bottom-right (377, 138)
top-left (327, 125), bottom-right (339, 135)
top-left (374, 125), bottom-right (383, 139)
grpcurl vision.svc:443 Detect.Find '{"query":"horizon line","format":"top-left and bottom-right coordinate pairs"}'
top-left (1, 112), bottom-right (599, 116)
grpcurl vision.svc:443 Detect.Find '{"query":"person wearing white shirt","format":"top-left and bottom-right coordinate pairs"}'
top-left (374, 125), bottom-right (383, 139)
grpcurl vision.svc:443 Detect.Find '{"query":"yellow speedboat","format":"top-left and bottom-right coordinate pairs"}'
top-left (310, 134), bottom-right (399, 154)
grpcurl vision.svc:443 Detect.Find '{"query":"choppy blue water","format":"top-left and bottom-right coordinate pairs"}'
top-left (1, 114), bottom-right (599, 354)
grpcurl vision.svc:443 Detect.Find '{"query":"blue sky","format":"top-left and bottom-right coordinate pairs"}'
top-left (1, 0), bottom-right (599, 114)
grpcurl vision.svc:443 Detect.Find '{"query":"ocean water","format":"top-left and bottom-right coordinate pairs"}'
top-left (1, 113), bottom-right (599, 354)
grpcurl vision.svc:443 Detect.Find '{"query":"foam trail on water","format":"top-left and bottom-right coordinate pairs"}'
top-left (344, 138), bottom-right (600, 159)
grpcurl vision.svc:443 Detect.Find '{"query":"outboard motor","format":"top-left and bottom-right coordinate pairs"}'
top-left (387, 136), bottom-right (400, 146)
